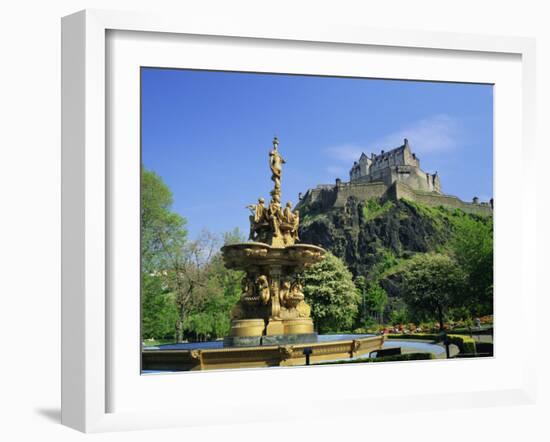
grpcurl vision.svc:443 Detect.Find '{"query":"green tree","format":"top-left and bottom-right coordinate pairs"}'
top-left (141, 168), bottom-right (188, 341)
top-left (141, 167), bottom-right (187, 274)
top-left (449, 215), bottom-right (493, 316)
top-left (167, 230), bottom-right (221, 342)
top-left (141, 273), bottom-right (178, 340)
top-left (302, 253), bottom-right (360, 333)
top-left (393, 253), bottom-right (467, 331)
top-left (223, 227), bottom-right (246, 245)
top-left (184, 252), bottom-right (243, 340)
top-left (356, 276), bottom-right (388, 324)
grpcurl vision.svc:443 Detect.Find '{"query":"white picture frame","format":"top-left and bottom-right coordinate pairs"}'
top-left (61, 9), bottom-right (538, 433)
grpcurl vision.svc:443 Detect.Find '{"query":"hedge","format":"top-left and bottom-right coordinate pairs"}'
top-left (447, 327), bottom-right (493, 336)
top-left (386, 333), bottom-right (476, 354)
top-left (315, 352), bottom-right (435, 365)
top-left (448, 335), bottom-right (476, 354)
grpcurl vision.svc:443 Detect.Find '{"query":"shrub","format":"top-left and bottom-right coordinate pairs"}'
top-left (302, 253), bottom-right (361, 333)
top-left (448, 335), bottom-right (476, 354)
top-left (362, 199), bottom-right (394, 222)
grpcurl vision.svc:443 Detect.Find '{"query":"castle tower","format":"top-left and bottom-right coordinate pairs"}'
top-left (348, 138), bottom-right (441, 194)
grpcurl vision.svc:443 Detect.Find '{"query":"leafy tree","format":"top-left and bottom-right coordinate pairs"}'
top-left (449, 215), bottom-right (493, 316)
top-left (302, 253), bottom-right (360, 333)
top-left (141, 169), bottom-right (222, 342)
top-left (389, 306), bottom-right (409, 326)
top-left (392, 253), bottom-right (467, 331)
top-left (167, 230), bottom-right (220, 342)
top-left (356, 276), bottom-right (388, 324)
top-left (141, 168), bottom-right (187, 341)
top-left (141, 273), bottom-right (178, 340)
top-left (223, 227), bottom-right (246, 245)
top-left (141, 167), bottom-right (187, 274)
top-left (184, 252), bottom-right (243, 340)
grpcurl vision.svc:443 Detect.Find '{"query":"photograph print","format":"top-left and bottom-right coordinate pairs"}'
top-left (140, 68), bottom-right (493, 373)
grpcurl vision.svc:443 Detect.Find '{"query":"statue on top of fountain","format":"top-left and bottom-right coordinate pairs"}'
top-left (246, 137), bottom-right (300, 247)
top-left (269, 136), bottom-right (285, 189)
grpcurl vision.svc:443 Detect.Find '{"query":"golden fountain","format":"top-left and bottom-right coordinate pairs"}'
top-left (142, 138), bottom-right (385, 371)
top-left (221, 136), bottom-right (324, 345)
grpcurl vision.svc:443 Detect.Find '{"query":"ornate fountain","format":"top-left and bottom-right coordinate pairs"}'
top-left (221, 137), bottom-right (325, 346)
top-left (142, 137), bottom-right (386, 371)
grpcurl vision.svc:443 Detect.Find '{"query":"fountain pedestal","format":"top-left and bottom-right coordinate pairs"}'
top-left (221, 242), bottom-right (325, 347)
top-left (265, 319), bottom-right (285, 336)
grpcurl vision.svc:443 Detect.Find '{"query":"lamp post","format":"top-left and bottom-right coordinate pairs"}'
top-left (443, 331), bottom-right (450, 358)
top-left (303, 347), bottom-right (313, 366)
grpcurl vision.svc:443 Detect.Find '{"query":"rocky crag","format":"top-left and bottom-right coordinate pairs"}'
top-left (298, 196), bottom-right (490, 281)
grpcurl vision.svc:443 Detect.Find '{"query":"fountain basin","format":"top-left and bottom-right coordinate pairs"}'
top-left (142, 334), bottom-right (386, 372)
top-left (221, 242), bottom-right (325, 271)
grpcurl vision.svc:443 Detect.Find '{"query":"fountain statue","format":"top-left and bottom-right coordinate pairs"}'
top-left (221, 137), bottom-right (326, 346)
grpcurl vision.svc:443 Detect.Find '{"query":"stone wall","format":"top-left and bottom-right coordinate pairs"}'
top-left (298, 185), bottom-right (339, 212)
top-left (298, 181), bottom-right (492, 217)
top-left (333, 182), bottom-right (388, 207)
top-left (389, 182), bottom-right (492, 216)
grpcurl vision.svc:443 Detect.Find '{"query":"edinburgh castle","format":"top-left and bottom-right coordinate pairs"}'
top-left (297, 139), bottom-right (492, 217)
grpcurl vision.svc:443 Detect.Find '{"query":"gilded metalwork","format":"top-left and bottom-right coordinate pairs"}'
top-left (246, 137), bottom-right (301, 247)
top-left (222, 137), bottom-right (326, 339)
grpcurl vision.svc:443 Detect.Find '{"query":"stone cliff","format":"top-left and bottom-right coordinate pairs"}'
top-left (298, 195), bottom-right (490, 279)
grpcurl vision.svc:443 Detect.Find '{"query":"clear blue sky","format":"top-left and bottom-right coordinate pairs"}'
top-left (141, 68), bottom-right (493, 240)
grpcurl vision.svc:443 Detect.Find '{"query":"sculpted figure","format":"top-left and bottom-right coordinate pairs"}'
top-left (292, 209), bottom-right (300, 241)
top-left (283, 201), bottom-right (294, 223)
top-left (290, 280), bottom-right (304, 300)
top-left (246, 197), bottom-right (266, 240)
top-left (256, 275), bottom-right (270, 305)
top-left (283, 202), bottom-right (300, 241)
top-left (279, 279), bottom-right (291, 305)
top-left (269, 137), bottom-right (285, 190)
top-left (267, 196), bottom-right (283, 238)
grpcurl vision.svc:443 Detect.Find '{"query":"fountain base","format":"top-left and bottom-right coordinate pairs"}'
top-left (224, 332), bottom-right (318, 348)
top-left (142, 334), bottom-right (386, 371)
top-left (260, 332), bottom-right (318, 346)
top-left (223, 317), bottom-right (317, 347)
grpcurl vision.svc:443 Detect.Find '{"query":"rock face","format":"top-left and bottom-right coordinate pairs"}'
top-left (298, 196), bottom-right (451, 278)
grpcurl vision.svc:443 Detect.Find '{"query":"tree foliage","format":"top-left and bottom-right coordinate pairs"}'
top-left (184, 254), bottom-right (243, 340)
top-left (141, 168), bottom-right (187, 274)
top-left (141, 168), bottom-right (187, 340)
top-left (356, 276), bottom-right (388, 324)
top-left (141, 273), bottom-right (178, 340)
top-left (449, 214), bottom-right (493, 316)
top-left (392, 253), bottom-right (467, 330)
top-left (302, 253), bottom-right (360, 333)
